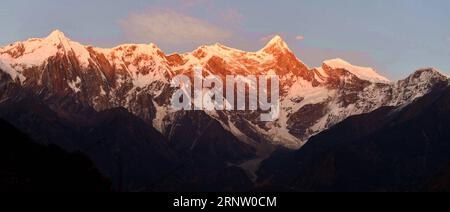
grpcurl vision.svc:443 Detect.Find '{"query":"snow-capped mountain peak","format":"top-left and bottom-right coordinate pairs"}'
top-left (42, 29), bottom-right (77, 52)
top-left (401, 68), bottom-right (450, 86)
top-left (0, 29), bottom-right (93, 72)
top-left (323, 58), bottom-right (390, 83)
top-left (265, 35), bottom-right (287, 46)
top-left (45, 29), bottom-right (69, 42)
top-left (261, 35), bottom-right (291, 54)
top-left (418, 67), bottom-right (450, 79)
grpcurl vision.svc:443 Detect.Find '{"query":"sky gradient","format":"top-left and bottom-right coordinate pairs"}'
top-left (1, 0), bottom-right (449, 79)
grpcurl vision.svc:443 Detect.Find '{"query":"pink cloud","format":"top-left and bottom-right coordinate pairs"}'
top-left (295, 35), bottom-right (305, 41)
top-left (180, 0), bottom-right (208, 7)
top-left (119, 9), bottom-right (232, 47)
top-left (221, 8), bottom-right (244, 23)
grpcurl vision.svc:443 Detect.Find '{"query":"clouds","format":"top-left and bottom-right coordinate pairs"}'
top-left (220, 8), bottom-right (244, 23)
top-left (295, 35), bottom-right (305, 41)
top-left (119, 9), bottom-right (232, 51)
top-left (180, 0), bottom-right (208, 7)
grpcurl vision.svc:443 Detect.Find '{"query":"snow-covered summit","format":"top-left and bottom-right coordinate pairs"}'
top-left (323, 58), bottom-right (390, 83)
top-left (261, 35), bottom-right (291, 53)
top-left (45, 29), bottom-right (69, 43)
top-left (0, 29), bottom-right (92, 70)
top-left (414, 67), bottom-right (449, 79)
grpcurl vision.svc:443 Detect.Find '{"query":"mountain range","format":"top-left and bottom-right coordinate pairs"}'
top-left (0, 30), bottom-right (449, 191)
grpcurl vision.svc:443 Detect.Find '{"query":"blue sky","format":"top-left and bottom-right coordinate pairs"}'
top-left (1, 0), bottom-right (449, 79)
